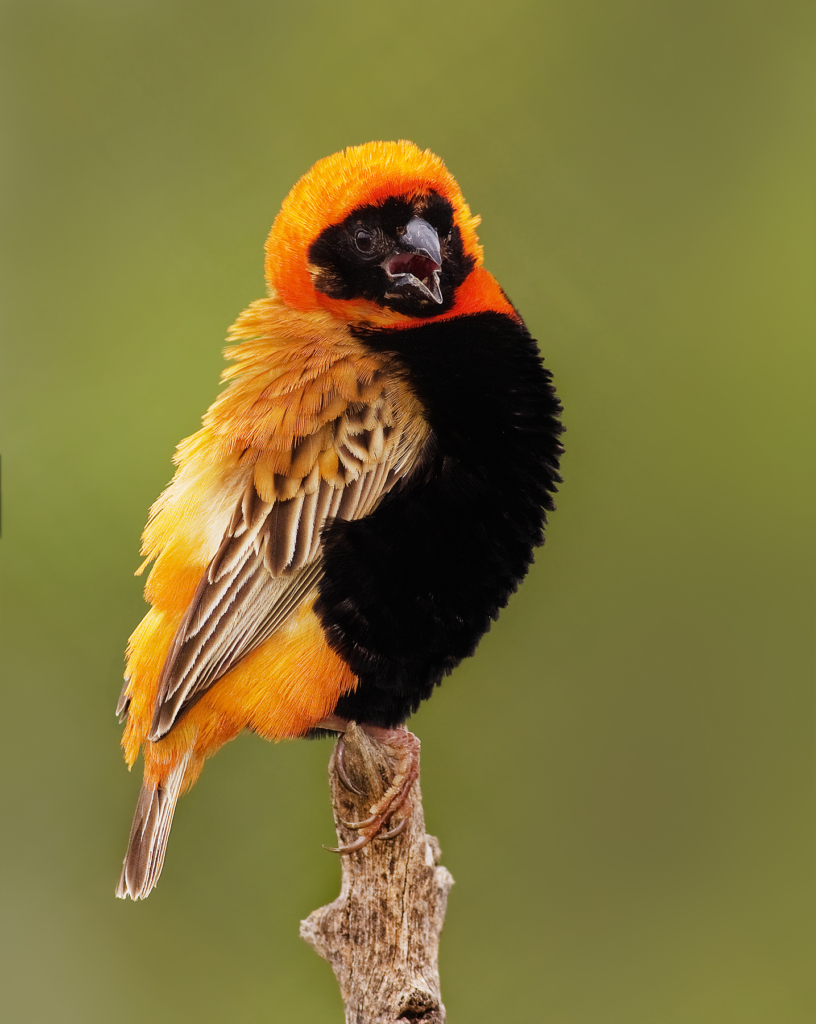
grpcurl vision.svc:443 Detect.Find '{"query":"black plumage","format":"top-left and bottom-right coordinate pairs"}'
top-left (316, 310), bottom-right (563, 727)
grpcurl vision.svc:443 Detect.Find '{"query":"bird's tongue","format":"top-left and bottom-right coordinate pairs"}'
top-left (386, 252), bottom-right (440, 281)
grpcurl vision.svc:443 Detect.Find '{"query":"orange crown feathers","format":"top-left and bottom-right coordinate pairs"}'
top-left (265, 141), bottom-right (483, 313)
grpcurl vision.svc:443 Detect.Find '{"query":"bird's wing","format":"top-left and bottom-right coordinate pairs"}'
top-left (148, 375), bottom-right (428, 741)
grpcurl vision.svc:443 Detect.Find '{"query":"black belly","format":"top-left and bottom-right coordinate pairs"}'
top-left (314, 310), bottom-right (563, 727)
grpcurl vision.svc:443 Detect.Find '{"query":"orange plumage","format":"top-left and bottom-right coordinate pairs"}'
top-left (116, 140), bottom-right (562, 899)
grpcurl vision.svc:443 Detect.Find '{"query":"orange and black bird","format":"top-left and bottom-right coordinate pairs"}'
top-left (116, 141), bottom-right (563, 899)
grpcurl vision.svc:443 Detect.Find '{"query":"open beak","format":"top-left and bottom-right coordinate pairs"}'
top-left (381, 217), bottom-right (443, 304)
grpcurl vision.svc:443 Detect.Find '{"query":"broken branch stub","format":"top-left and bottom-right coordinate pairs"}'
top-left (300, 724), bottom-right (454, 1024)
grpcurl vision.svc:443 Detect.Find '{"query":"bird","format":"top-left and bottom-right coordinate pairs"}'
top-left (115, 140), bottom-right (563, 900)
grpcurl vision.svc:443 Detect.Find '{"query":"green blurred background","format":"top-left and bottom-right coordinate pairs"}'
top-left (2, 2), bottom-right (813, 1021)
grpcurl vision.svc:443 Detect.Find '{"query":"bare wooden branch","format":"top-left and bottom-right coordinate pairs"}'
top-left (301, 724), bottom-right (454, 1023)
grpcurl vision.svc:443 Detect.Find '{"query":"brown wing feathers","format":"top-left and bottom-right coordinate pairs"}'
top-left (148, 375), bottom-right (428, 742)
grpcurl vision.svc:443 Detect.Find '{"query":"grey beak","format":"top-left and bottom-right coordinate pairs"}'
top-left (402, 217), bottom-right (442, 267)
top-left (381, 217), bottom-right (444, 305)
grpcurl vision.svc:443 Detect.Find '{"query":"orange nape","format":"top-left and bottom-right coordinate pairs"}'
top-left (124, 598), bottom-right (357, 792)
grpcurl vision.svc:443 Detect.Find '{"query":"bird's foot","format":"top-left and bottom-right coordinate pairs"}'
top-left (326, 725), bottom-right (420, 854)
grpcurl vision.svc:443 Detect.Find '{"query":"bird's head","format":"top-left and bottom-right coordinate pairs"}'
top-left (265, 141), bottom-right (493, 326)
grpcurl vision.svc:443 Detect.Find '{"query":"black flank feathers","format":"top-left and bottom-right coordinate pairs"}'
top-left (314, 310), bottom-right (563, 728)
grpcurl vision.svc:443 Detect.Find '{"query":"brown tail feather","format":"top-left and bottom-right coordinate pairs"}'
top-left (115, 754), bottom-right (190, 900)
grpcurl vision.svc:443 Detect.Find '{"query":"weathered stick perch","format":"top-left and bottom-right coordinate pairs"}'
top-left (301, 724), bottom-right (454, 1023)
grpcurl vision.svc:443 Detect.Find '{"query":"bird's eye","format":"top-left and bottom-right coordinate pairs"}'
top-left (354, 229), bottom-right (374, 253)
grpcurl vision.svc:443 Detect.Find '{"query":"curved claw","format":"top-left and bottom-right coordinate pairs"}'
top-left (334, 735), bottom-right (365, 796)
top-left (339, 812), bottom-right (379, 831)
top-left (376, 816), bottom-right (408, 840)
top-left (323, 833), bottom-right (374, 855)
